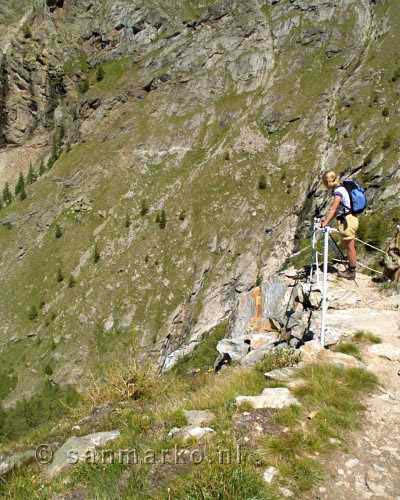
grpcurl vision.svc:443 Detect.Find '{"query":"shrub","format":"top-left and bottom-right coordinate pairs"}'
top-left (382, 107), bottom-right (389, 117)
top-left (44, 364), bottom-right (53, 376)
top-left (258, 174), bottom-right (267, 190)
top-left (125, 214), bottom-right (131, 228)
top-left (178, 210), bottom-right (186, 221)
top-left (28, 305), bottom-right (38, 321)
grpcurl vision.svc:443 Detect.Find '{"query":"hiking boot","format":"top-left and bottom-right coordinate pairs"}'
top-left (337, 267), bottom-right (356, 280)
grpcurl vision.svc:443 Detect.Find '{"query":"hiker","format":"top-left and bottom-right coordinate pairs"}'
top-left (320, 170), bottom-right (363, 280)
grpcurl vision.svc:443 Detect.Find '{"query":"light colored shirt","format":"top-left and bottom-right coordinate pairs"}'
top-left (333, 186), bottom-right (351, 216)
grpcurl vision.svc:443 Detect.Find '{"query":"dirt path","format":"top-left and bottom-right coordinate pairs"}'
top-left (313, 276), bottom-right (400, 500)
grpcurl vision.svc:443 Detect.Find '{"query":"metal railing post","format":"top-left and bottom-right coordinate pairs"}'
top-left (320, 228), bottom-right (330, 347)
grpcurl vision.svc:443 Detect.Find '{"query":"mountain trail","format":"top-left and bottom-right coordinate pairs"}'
top-left (313, 275), bottom-right (400, 499)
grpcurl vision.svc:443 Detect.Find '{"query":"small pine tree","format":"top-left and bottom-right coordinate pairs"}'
top-left (19, 184), bottom-right (27, 201)
top-left (93, 243), bottom-right (100, 263)
top-left (68, 274), bottom-right (76, 288)
top-left (159, 209), bottom-right (166, 229)
top-left (258, 174), bottom-right (267, 190)
top-left (3, 182), bottom-right (12, 206)
top-left (155, 212), bottom-right (161, 224)
top-left (26, 162), bottom-right (36, 184)
top-left (55, 224), bottom-right (63, 239)
top-left (125, 213), bottom-right (131, 228)
top-left (96, 65), bottom-right (105, 82)
top-left (28, 305), bottom-right (38, 321)
top-left (140, 199), bottom-right (149, 216)
top-left (39, 160), bottom-right (46, 176)
top-left (15, 172), bottom-right (25, 196)
top-left (57, 267), bottom-right (64, 283)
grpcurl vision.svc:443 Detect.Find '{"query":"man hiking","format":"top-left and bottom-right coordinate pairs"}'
top-left (320, 170), bottom-right (361, 280)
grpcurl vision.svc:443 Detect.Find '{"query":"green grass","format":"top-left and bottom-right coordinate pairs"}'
top-left (171, 322), bottom-right (228, 376)
top-left (0, 381), bottom-right (80, 443)
top-left (258, 364), bottom-right (377, 494)
top-left (353, 331), bottom-right (382, 344)
top-left (333, 342), bottom-right (362, 361)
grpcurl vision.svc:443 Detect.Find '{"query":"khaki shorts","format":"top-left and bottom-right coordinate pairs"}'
top-left (337, 214), bottom-right (359, 241)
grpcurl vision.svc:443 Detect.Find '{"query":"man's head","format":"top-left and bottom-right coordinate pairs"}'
top-left (322, 170), bottom-right (341, 189)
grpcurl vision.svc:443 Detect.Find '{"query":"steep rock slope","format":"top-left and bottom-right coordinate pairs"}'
top-left (0, 0), bottom-right (398, 405)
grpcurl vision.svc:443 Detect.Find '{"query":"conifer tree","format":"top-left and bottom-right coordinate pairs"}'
top-left (15, 172), bottom-right (25, 196)
top-left (57, 267), bottom-right (64, 283)
top-left (55, 224), bottom-right (63, 239)
top-left (68, 274), bottom-right (76, 288)
top-left (140, 199), bottom-right (149, 216)
top-left (26, 162), bottom-right (36, 184)
top-left (258, 174), bottom-right (267, 190)
top-left (159, 209), bottom-right (166, 229)
top-left (39, 160), bottom-right (46, 176)
top-left (93, 243), bottom-right (100, 263)
top-left (20, 184), bottom-right (27, 201)
top-left (2, 182), bottom-right (12, 206)
top-left (96, 65), bottom-right (105, 82)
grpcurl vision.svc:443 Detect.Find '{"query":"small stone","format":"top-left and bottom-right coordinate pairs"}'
top-left (183, 410), bottom-right (215, 427)
top-left (168, 425), bottom-right (215, 441)
top-left (338, 468), bottom-right (344, 475)
top-left (345, 458), bottom-right (360, 469)
top-left (279, 487), bottom-right (294, 497)
top-left (263, 466), bottom-right (278, 484)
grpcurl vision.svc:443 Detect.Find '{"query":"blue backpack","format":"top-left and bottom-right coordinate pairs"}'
top-left (342, 180), bottom-right (367, 215)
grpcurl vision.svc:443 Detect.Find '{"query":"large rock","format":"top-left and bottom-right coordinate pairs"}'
top-left (301, 341), bottom-right (365, 369)
top-left (216, 338), bottom-right (250, 362)
top-left (368, 344), bottom-right (400, 362)
top-left (236, 388), bottom-right (300, 409)
top-left (241, 343), bottom-right (276, 367)
top-left (0, 450), bottom-right (36, 476)
top-left (45, 431), bottom-right (120, 479)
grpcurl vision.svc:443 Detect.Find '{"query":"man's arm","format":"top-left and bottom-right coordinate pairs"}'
top-left (321, 196), bottom-right (341, 228)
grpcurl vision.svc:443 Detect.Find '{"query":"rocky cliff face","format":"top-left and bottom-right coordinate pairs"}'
top-left (0, 0), bottom-right (399, 406)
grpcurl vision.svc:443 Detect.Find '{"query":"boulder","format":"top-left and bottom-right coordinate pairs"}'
top-left (241, 343), bottom-right (276, 367)
top-left (45, 431), bottom-right (120, 479)
top-left (216, 338), bottom-right (250, 362)
top-left (236, 388), bottom-right (300, 409)
top-left (301, 341), bottom-right (365, 369)
top-left (368, 344), bottom-right (400, 362)
top-left (0, 450), bottom-right (36, 476)
top-left (183, 410), bottom-right (215, 427)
